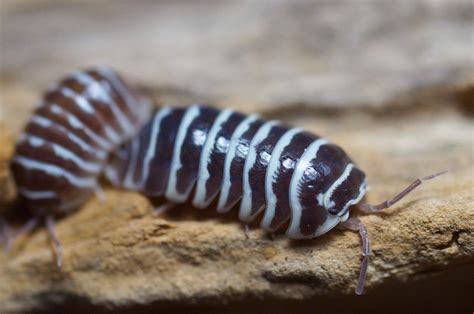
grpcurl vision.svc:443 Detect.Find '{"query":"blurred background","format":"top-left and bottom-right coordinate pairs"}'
top-left (0, 1), bottom-right (473, 313)
top-left (1, 0), bottom-right (473, 130)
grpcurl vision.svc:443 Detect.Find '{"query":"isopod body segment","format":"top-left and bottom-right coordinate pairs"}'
top-left (11, 66), bottom-right (151, 216)
top-left (105, 104), bottom-right (368, 239)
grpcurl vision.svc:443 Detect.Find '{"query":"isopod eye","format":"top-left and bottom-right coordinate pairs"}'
top-left (328, 207), bottom-right (339, 215)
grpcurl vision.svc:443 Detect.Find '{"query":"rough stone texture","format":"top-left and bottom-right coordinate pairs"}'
top-left (0, 1), bottom-right (473, 313)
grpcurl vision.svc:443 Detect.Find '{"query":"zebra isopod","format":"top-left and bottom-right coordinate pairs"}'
top-left (105, 104), bottom-right (444, 294)
top-left (5, 66), bottom-right (151, 265)
top-left (2, 68), bottom-right (444, 295)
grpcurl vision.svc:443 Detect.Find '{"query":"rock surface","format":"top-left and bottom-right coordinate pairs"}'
top-left (0, 1), bottom-right (473, 313)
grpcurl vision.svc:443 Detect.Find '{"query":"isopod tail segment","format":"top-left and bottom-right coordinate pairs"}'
top-left (343, 170), bottom-right (447, 295)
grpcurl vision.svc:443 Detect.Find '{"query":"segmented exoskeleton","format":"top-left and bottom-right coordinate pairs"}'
top-left (5, 66), bottom-right (150, 265)
top-left (105, 104), bottom-right (444, 294)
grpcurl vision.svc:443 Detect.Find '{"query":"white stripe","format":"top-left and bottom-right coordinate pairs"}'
top-left (340, 210), bottom-right (350, 222)
top-left (21, 134), bottom-right (102, 173)
top-left (102, 125), bottom-right (121, 145)
top-left (123, 135), bottom-right (140, 189)
top-left (217, 114), bottom-right (260, 213)
top-left (105, 164), bottom-right (120, 187)
top-left (72, 71), bottom-right (135, 135)
top-left (165, 105), bottom-right (200, 202)
top-left (338, 178), bottom-right (368, 217)
top-left (49, 104), bottom-right (113, 150)
top-left (30, 115), bottom-right (52, 128)
top-left (323, 163), bottom-right (354, 210)
top-left (193, 109), bottom-right (234, 208)
top-left (286, 138), bottom-right (329, 238)
top-left (18, 188), bottom-right (57, 199)
top-left (18, 133), bottom-right (42, 147)
top-left (138, 107), bottom-right (172, 187)
top-left (306, 214), bottom-right (342, 239)
top-left (13, 156), bottom-right (97, 188)
top-left (98, 66), bottom-right (151, 126)
top-left (30, 115), bottom-right (107, 159)
top-left (239, 120), bottom-right (280, 222)
top-left (61, 87), bottom-right (94, 114)
top-left (95, 66), bottom-right (137, 115)
top-left (261, 128), bottom-right (302, 230)
top-left (61, 87), bottom-right (121, 145)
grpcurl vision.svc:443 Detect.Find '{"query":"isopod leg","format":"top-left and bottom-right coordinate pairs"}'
top-left (45, 215), bottom-right (62, 268)
top-left (154, 202), bottom-right (176, 216)
top-left (340, 217), bottom-right (370, 295)
top-left (358, 170), bottom-right (447, 213)
top-left (243, 224), bottom-right (250, 239)
top-left (95, 185), bottom-right (106, 203)
top-left (2, 217), bottom-right (39, 253)
top-left (0, 219), bottom-right (11, 252)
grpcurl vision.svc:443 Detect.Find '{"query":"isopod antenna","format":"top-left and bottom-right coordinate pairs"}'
top-left (341, 170), bottom-right (447, 294)
top-left (358, 170), bottom-right (448, 213)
